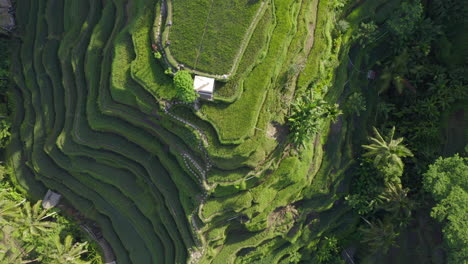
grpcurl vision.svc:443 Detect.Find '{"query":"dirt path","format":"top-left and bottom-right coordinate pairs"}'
top-left (303, 0), bottom-right (319, 58)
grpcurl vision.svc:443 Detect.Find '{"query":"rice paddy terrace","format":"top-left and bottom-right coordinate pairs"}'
top-left (161, 0), bottom-right (267, 76)
top-left (8, 0), bottom-right (410, 263)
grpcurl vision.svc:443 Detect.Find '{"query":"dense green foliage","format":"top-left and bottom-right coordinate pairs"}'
top-left (342, 0), bottom-right (467, 262)
top-left (0, 171), bottom-right (100, 264)
top-left (423, 155), bottom-right (468, 263)
top-left (386, 1), bottom-right (423, 38)
top-left (173, 70), bottom-right (197, 103)
top-left (313, 236), bottom-right (345, 264)
top-left (287, 97), bottom-right (341, 147)
top-left (362, 127), bottom-right (413, 181)
top-left (7, 0), bottom-right (466, 263)
top-left (359, 218), bottom-right (400, 255)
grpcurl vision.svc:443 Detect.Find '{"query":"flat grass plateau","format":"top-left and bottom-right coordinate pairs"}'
top-left (167, 0), bottom-right (263, 75)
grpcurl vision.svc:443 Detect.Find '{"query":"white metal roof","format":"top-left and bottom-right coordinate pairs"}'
top-left (42, 190), bottom-right (62, 209)
top-left (193, 75), bottom-right (215, 94)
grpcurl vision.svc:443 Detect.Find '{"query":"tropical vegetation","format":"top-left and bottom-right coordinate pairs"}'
top-left (2, 0), bottom-right (466, 263)
top-left (423, 155), bottom-right (468, 263)
top-left (173, 70), bottom-right (198, 103)
top-left (0, 171), bottom-right (101, 263)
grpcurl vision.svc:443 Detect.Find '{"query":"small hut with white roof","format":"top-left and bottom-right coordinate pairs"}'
top-left (193, 75), bottom-right (215, 100)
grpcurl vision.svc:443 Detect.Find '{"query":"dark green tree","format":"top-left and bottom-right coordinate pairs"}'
top-left (19, 200), bottom-right (58, 239)
top-left (0, 173), bottom-right (99, 263)
top-left (287, 97), bottom-right (342, 147)
top-left (386, 0), bottom-right (423, 38)
top-left (377, 50), bottom-right (413, 95)
top-left (377, 182), bottom-right (416, 226)
top-left (356, 21), bottom-right (379, 46)
top-left (360, 218), bottom-right (399, 255)
top-left (0, 190), bottom-right (22, 223)
top-left (345, 92), bottom-right (366, 116)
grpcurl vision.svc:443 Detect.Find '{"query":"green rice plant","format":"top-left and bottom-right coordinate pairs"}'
top-left (208, 228), bottom-right (275, 263)
top-left (84, 0), bottom-right (199, 255)
top-left (297, 0), bottom-right (334, 90)
top-left (33, 1), bottom-right (162, 262)
top-left (45, 0), bottom-right (64, 38)
top-left (201, 191), bottom-right (253, 220)
top-left (199, 0), bottom-right (300, 143)
top-left (11, 2), bottom-right (132, 262)
top-left (12, 0), bottom-right (185, 261)
top-left (77, 4), bottom-right (193, 262)
top-left (37, 176), bottom-right (133, 264)
top-left (110, 33), bottom-right (141, 109)
top-left (130, 2), bottom-right (175, 100)
top-left (169, 0), bottom-right (262, 74)
top-left (214, 5), bottom-right (274, 102)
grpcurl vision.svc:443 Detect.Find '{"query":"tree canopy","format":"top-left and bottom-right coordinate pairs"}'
top-left (423, 154), bottom-right (467, 200)
top-left (386, 0), bottom-right (423, 38)
top-left (362, 127), bottom-right (413, 182)
top-left (423, 154), bottom-right (468, 263)
top-left (173, 70), bottom-right (198, 103)
top-left (287, 97), bottom-right (341, 147)
top-left (0, 168), bottom-right (100, 263)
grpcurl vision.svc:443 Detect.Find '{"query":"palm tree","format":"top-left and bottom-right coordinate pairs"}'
top-left (360, 218), bottom-right (399, 255)
top-left (0, 226), bottom-right (36, 264)
top-left (362, 127), bottom-right (413, 170)
top-left (19, 200), bottom-right (57, 237)
top-left (47, 234), bottom-right (90, 264)
top-left (0, 191), bottom-right (23, 224)
top-left (323, 103), bottom-right (343, 123)
top-left (377, 50), bottom-right (416, 95)
top-left (377, 182), bottom-right (416, 226)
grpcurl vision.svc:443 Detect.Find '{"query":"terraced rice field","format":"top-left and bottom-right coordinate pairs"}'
top-left (164, 0), bottom-right (265, 75)
top-left (8, 0), bottom-right (396, 263)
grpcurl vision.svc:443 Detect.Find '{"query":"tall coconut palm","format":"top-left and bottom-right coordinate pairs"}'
top-left (362, 127), bottom-right (413, 170)
top-left (19, 200), bottom-right (57, 237)
top-left (47, 234), bottom-right (90, 264)
top-left (378, 182), bottom-right (416, 226)
top-left (360, 218), bottom-right (399, 255)
top-left (377, 50), bottom-right (416, 95)
top-left (0, 191), bottom-right (23, 224)
top-left (0, 226), bottom-right (36, 264)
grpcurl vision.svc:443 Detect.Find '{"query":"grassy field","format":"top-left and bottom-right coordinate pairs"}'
top-left (167, 0), bottom-right (263, 75)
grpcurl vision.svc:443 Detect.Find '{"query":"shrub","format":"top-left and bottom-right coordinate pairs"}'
top-left (164, 67), bottom-right (173, 75)
top-left (314, 236), bottom-right (345, 263)
top-left (153, 51), bottom-right (162, 59)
